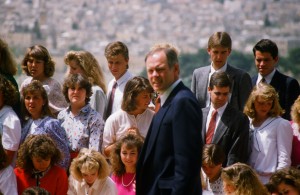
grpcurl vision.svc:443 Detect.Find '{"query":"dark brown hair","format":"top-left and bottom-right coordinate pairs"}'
top-left (16, 134), bottom-right (62, 174)
top-left (21, 45), bottom-right (55, 77)
top-left (121, 76), bottom-right (153, 112)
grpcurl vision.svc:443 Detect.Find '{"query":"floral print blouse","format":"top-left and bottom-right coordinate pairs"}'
top-left (58, 104), bottom-right (104, 153)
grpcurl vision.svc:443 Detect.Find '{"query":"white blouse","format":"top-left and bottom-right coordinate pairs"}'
top-left (102, 108), bottom-right (154, 151)
top-left (248, 116), bottom-right (293, 183)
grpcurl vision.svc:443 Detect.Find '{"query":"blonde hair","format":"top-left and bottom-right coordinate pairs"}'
top-left (64, 50), bottom-right (107, 94)
top-left (291, 96), bottom-right (300, 125)
top-left (69, 148), bottom-right (110, 181)
top-left (244, 83), bottom-right (284, 119)
top-left (221, 163), bottom-right (268, 195)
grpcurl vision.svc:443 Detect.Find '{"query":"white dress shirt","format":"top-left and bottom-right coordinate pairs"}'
top-left (107, 71), bottom-right (133, 115)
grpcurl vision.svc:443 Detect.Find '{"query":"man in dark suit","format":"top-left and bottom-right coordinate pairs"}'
top-left (136, 43), bottom-right (203, 195)
top-left (191, 32), bottom-right (252, 111)
top-left (252, 39), bottom-right (300, 120)
top-left (202, 71), bottom-right (249, 166)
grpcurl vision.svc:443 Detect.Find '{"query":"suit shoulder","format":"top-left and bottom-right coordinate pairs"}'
top-left (193, 65), bottom-right (210, 74)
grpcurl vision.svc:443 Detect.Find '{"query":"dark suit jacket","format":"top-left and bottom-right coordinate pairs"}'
top-left (252, 70), bottom-right (300, 120)
top-left (202, 105), bottom-right (249, 166)
top-left (191, 64), bottom-right (252, 111)
top-left (136, 82), bottom-right (203, 195)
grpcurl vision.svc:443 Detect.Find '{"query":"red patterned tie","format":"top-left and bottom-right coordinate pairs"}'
top-left (154, 96), bottom-right (161, 113)
top-left (206, 110), bottom-right (217, 144)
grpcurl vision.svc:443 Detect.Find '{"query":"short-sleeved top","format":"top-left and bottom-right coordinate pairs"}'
top-left (21, 116), bottom-right (70, 170)
top-left (102, 108), bottom-right (154, 150)
top-left (58, 104), bottom-right (104, 152)
top-left (20, 77), bottom-right (68, 114)
top-left (0, 105), bottom-right (21, 152)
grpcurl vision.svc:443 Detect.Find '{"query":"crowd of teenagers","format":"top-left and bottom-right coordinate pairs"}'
top-left (0, 31), bottom-right (300, 195)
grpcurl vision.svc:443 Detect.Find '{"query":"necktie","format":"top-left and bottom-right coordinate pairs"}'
top-left (154, 96), bottom-right (161, 113)
top-left (206, 110), bottom-right (217, 144)
top-left (105, 82), bottom-right (117, 119)
top-left (260, 77), bottom-right (266, 83)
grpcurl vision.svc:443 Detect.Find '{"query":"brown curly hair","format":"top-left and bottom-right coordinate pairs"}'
top-left (110, 133), bottom-right (144, 177)
top-left (0, 74), bottom-right (18, 107)
top-left (269, 167), bottom-right (300, 194)
top-left (16, 134), bottom-right (62, 174)
top-left (21, 45), bottom-right (55, 77)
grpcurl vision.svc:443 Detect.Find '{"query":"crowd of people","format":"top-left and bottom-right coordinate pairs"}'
top-left (0, 31), bottom-right (300, 195)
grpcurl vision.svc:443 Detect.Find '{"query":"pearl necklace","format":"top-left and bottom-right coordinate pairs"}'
top-left (122, 173), bottom-right (136, 187)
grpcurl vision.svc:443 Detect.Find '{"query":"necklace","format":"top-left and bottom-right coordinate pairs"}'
top-left (122, 173), bottom-right (136, 187)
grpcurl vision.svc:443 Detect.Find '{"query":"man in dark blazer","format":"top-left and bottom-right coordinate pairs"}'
top-left (252, 39), bottom-right (300, 120)
top-left (202, 71), bottom-right (249, 166)
top-left (191, 32), bottom-right (252, 111)
top-left (136, 43), bottom-right (203, 195)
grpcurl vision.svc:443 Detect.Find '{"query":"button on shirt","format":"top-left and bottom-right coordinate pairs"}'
top-left (58, 104), bottom-right (104, 152)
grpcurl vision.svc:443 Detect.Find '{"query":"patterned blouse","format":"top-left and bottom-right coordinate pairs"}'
top-left (58, 104), bottom-right (104, 153)
top-left (21, 116), bottom-right (70, 170)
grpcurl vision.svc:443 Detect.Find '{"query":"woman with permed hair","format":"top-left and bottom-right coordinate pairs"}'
top-left (268, 167), bottom-right (300, 194)
top-left (244, 82), bottom-right (293, 184)
top-left (64, 50), bottom-right (107, 117)
top-left (290, 95), bottom-right (300, 168)
top-left (58, 74), bottom-right (104, 160)
top-left (0, 75), bottom-right (21, 166)
top-left (221, 162), bottom-right (268, 195)
top-left (0, 37), bottom-right (21, 116)
top-left (20, 45), bottom-right (68, 115)
top-left (110, 133), bottom-right (144, 195)
top-left (14, 134), bottom-right (68, 195)
top-left (68, 148), bottom-right (117, 195)
top-left (102, 76), bottom-right (154, 158)
top-left (20, 80), bottom-right (70, 169)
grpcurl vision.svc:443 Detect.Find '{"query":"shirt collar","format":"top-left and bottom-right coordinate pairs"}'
top-left (210, 62), bottom-right (228, 73)
top-left (257, 68), bottom-right (276, 84)
top-left (209, 102), bottom-right (228, 117)
top-left (159, 79), bottom-right (181, 106)
top-left (67, 104), bottom-right (92, 114)
top-left (115, 70), bottom-right (132, 86)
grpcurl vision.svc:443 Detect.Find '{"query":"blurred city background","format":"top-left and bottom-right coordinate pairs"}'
top-left (1, 0), bottom-right (300, 87)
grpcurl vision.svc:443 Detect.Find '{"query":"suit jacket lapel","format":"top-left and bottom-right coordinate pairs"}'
top-left (270, 70), bottom-right (280, 88)
top-left (142, 82), bottom-right (183, 164)
top-left (212, 105), bottom-right (231, 143)
top-left (201, 107), bottom-right (209, 143)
